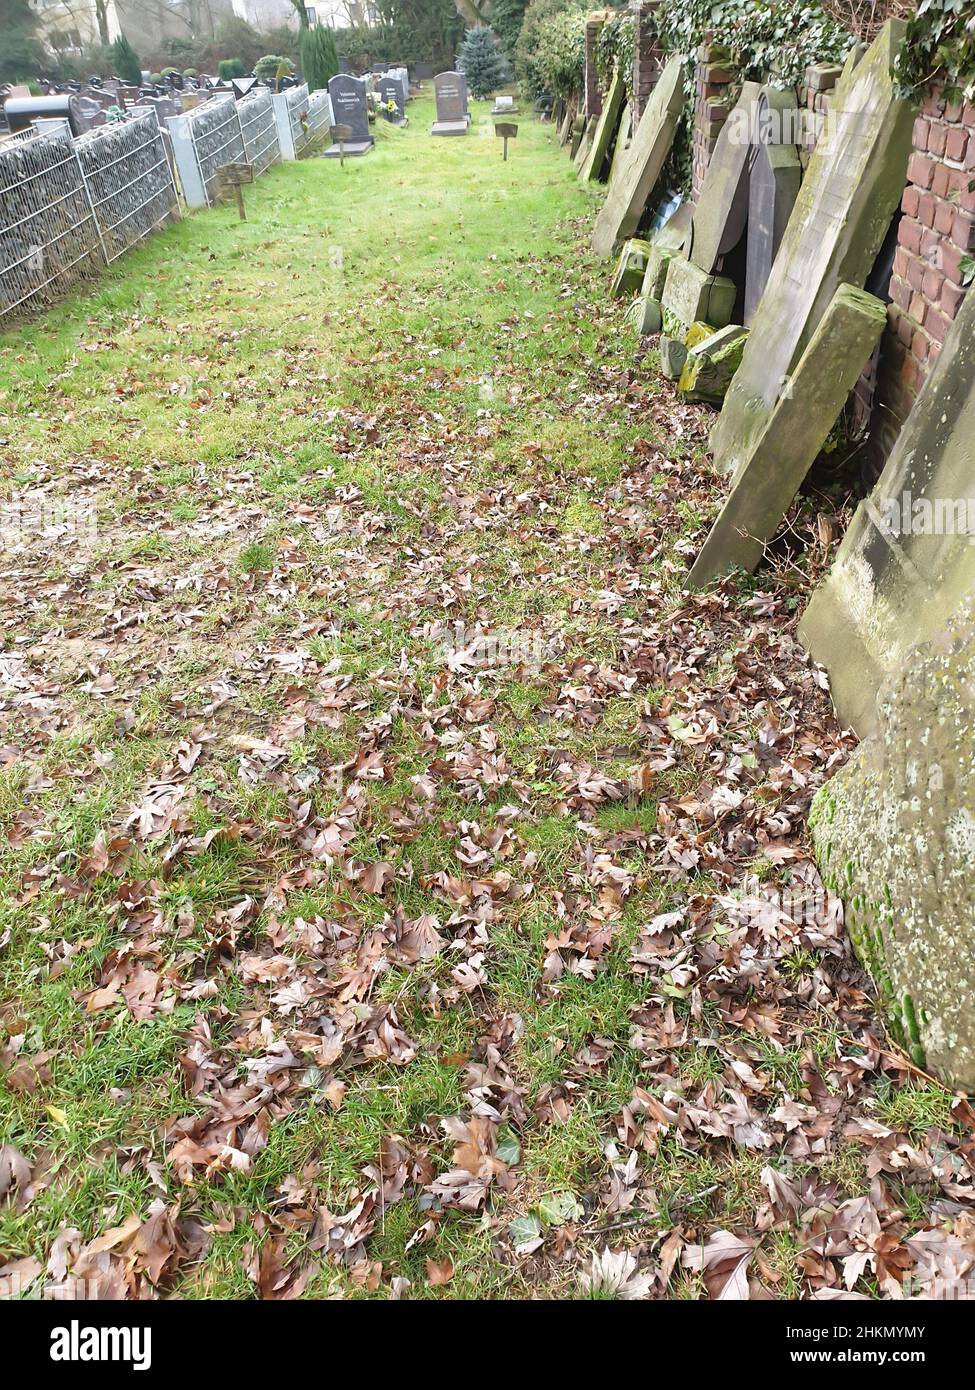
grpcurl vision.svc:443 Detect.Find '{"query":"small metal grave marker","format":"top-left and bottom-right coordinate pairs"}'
top-left (217, 161), bottom-right (254, 220)
top-left (330, 122), bottom-right (353, 165)
top-left (495, 121), bottom-right (518, 161)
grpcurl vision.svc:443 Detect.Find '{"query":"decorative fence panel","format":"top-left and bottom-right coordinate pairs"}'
top-left (74, 113), bottom-right (178, 264)
top-left (0, 127), bottom-right (103, 320)
top-left (236, 90), bottom-right (280, 175)
top-left (185, 98), bottom-right (246, 205)
top-left (300, 90), bottom-right (333, 155)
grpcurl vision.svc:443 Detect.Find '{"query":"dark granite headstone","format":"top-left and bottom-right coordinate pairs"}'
top-left (326, 73), bottom-right (371, 143)
top-left (378, 75), bottom-right (407, 122)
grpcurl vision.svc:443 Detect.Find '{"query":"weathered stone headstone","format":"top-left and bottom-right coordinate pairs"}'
top-left (686, 82), bottom-right (761, 274)
top-left (659, 337), bottom-right (688, 380)
top-left (573, 114), bottom-right (598, 171)
top-left (592, 55), bottom-right (684, 257)
top-left (323, 75), bottom-right (373, 155)
top-left (579, 67), bottom-right (625, 183)
top-left (799, 274), bottom-right (975, 737)
top-left (625, 297), bottom-right (663, 335)
top-left (611, 238), bottom-right (651, 298)
top-left (431, 71), bottom-right (469, 136)
top-left (687, 283), bottom-right (886, 589)
top-left (661, 254), bottom-right (736, 332)
top-left (491, 95), bottom-right (518, 115)
top-left (607, 103), bottom-right (631, 181)
top-left (709, 21), bottom-right (914, 475)
top-left (744, 87), bottom-right (802, 324)
top-left (810, 609), bottom-right (975, 1086)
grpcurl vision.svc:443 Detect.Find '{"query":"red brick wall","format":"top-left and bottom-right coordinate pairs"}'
top-left (584, 16), bottom-right (605, 121)
top-left (798, 62), bottom-right (843, 159)
top-left (629, 0), bottom-right (664, 124)
top-left (691, 44), bottom-right (737, 206)
top-left (867, 89), bottom-right (974, 469)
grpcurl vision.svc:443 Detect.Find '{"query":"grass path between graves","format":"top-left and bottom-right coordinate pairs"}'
top-left (0, 95), bottom-right (970, 1302)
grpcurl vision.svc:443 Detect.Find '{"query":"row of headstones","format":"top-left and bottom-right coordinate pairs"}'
top-left (589, 21), bottom-right (975, 1089)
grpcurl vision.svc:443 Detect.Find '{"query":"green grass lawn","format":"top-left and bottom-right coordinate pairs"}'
top-left (0, 94), bottom-right (965, 1302)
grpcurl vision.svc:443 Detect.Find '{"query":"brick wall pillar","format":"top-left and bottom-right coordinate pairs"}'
top-left (865, 88), bottom-right (975, 471)
top-left (691, 42), bottom-right (737, 206)
top-left (584, 15), bottom-right (605, 120)
top-left (800, 62), bottom-right (843, 158)
top-left (629, 0), bottom-right (663, 124)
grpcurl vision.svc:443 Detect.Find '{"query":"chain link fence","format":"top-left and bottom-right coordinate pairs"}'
top-left (301, 90), bottom-right (333, 155)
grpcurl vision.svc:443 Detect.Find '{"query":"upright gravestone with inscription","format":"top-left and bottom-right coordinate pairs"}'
top-left (431, 71), bottom-right (469, 136)
top-left (323, 74), bottom-right (373, 156)
top-left (709, 21), bottom-right (914, 475)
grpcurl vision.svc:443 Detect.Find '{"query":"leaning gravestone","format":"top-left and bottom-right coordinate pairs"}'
top-left (744, 87), bottom-right (802, 325)
top-left (573, 114), bottom-right (599, 171)
top-left (580, 66), bottom-right (625, 183)
top-left (323, 74), bottom-right (373, 156)
top-left (709, 20), bottom-right (914, 475)
top-left (686, 82), bottom-right (761, 274)
top-left (592, 55), bottom-right (684, 257)
top-left (431, 71), bottom-right (469, 136)
top-left (686, 283), bottom-right (886, 588)
top-left (810, 608), bottom-right (975, 1087)
top-left (799, 272), bottom-right (975, 737)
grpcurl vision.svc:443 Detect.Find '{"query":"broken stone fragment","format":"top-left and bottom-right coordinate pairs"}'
top-left (658, 336), bottom-right (687, 380)
top-left (811, 608), bottom-right (975, 1088)
top-left (611, 238), bottom-right (652, 298)
top-left (683, 320), bottom-right (718, 350)
top-left (624, 296), bottom-right (662, 335)
top-left (678, 325), bottom-right (748, 404)
top-left (640, 243), bottom-right (678, 300)
top-left (662, 254), bottom-right (737, 333)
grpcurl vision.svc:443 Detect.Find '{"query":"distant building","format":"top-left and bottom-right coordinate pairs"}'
top-left (29, 0), bottom-right (357, 63)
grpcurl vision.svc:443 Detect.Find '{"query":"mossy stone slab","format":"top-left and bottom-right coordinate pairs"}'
top-left (811, 609), bottom-right (975, 1088)
top-left (592, 56), bottom-right (684, 257)
top-left (710, 20), bottom-right (914, 476)
top-left (687, 284), bottom-right (886, 587)
top-left (580, 67), bottom-right (626, 183)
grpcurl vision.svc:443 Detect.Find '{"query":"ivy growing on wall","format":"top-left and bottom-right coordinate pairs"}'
top-left (895, 0), bottom-right (975, 102)
top-left (657, 0), bottom-right (855, 193)
top-left (653, 0), bottom-right (855, 114)
top-left (595, 9), bottom-right (636, 100)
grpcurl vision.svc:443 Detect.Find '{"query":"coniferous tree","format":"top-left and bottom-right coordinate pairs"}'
top-left (299, 24), bottom-right (338, 93)
top-left (457, 25), bottom-right (506, 99)
top-left (0, 0), bottom-right (47, 82)
top-left (110, 33), bottom-right (142, 85)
